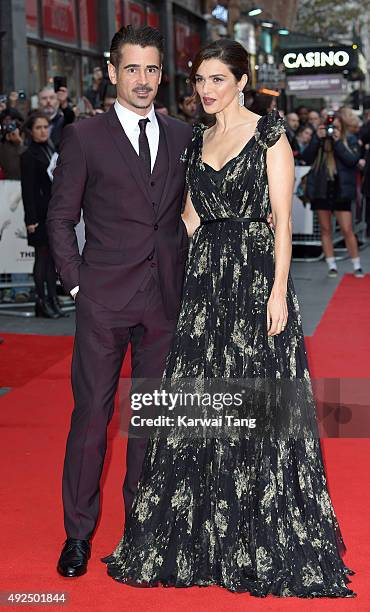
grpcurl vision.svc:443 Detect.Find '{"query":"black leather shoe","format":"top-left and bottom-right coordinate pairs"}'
top-left (35, 298), bottom-right (59, 319)
top-left (57, 538), bottom-right (91, 577)
top-left (49, 296), bottom-right (69, 317)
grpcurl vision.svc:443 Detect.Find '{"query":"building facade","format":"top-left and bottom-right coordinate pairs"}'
top-left (0, 0), bottom-right (207, 113)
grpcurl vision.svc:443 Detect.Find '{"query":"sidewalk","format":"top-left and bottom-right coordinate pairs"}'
top-left (0, 244), bottom-right (369, 337)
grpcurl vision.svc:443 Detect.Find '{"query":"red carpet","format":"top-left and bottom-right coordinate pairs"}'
top-left (0, 274), bottom-right (369, 611)
top-left (0, 333), bottom-right (74, 388)
top-left (0, 332), bottom-right (131, 388)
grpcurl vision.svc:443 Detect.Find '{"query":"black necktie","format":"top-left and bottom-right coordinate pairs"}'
top-left (138, 118), bottom-right (151, 175)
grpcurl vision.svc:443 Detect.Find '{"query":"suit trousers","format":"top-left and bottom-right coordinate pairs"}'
top-left (62, 274), bottom-right (177, 539)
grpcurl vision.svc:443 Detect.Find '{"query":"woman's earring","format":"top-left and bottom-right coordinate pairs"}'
top-left (238, 89), bottom-right (245, 107)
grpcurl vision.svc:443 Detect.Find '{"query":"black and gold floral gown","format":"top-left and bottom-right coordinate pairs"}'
top-left (104, 109), bottom-right (355, 598)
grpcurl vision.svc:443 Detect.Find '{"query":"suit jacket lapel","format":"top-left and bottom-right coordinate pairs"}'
top-left (105, 106), bottom-right (152, 205)
top-left (156, 112), bottom-right (174, 213)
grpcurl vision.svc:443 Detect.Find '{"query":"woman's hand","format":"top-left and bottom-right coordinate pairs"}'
top-left (267, 288), bottom-right (288, 336)
top-left (267, 212), bottom-right (274, 230)
top-left (182, 192), bottom-right (200, 238)
top-left (26, 223), bottom-right (39, 234)
top-left (332, 127), bottom-right (341, 142)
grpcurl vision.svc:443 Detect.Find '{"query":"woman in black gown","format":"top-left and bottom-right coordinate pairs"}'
top-left (104, 40), bottom-right (355, 598)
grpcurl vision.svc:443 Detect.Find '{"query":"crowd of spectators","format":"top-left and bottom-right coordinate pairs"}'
top-left (1, 76), bottom-right (370, 310)
top-left (0, 72), bottom-right (202, 314)
top-left (284, 104), bottom-right (370, 276)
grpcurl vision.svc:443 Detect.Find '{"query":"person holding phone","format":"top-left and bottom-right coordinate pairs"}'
top-left (38, 81), bottom-right (75, 151)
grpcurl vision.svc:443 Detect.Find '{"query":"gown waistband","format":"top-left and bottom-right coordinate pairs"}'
top-left (200, 217), bottom-right (269, 225)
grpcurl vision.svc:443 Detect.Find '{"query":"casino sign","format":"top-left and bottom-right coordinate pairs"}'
top-left (280, 46), bottom-right (365, 80)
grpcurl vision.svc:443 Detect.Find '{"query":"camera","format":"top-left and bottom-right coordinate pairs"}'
top-left (325, 111), bottom-right (335, 137)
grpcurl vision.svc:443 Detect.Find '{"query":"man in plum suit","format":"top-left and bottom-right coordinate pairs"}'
top-left (47, 25), bottom-right (192, 577)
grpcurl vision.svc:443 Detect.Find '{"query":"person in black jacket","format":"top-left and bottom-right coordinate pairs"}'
top-left (20, 112), bottom-right (67, 318)
top-left (38, 86), bottom-right (75, 151)
top-left (301, 115), bottom-right (364, 278)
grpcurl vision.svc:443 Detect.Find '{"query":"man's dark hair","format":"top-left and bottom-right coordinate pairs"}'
top-left (109, 25), bottom-right (164, 69)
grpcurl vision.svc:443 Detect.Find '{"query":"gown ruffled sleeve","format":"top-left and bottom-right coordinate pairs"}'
top-left (264, 108), bottom-right (287, 148)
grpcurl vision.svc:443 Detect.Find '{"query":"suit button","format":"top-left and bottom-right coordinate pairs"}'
top-left (152, 202), bottom-right (156, 207)
top-left (150, 181), bottom-right (155, 186)
top-left (150, 262), bottom-right (156, 268)
top-left (154, 224), bottom-right (158, 230)
top-left (147, 254), bottom-right (153, 261)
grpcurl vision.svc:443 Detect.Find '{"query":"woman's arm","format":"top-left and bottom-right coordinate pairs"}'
top-left (181, 191), bottom-right (200, 238)
top-left (266, 133), bottom-right (295, 336)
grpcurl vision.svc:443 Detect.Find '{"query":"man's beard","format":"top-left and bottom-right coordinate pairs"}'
top-left (130, 87), bottom-right (154, 110)
top-left (131, 100), bottom-right (152, 110)
top-left (43, 106), bottom-right (57, 119)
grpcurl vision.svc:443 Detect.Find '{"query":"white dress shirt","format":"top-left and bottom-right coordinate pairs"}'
top-left (70, 100), bottom-right (160, 299)
top-left (114, 99), bottom-right (159, 171)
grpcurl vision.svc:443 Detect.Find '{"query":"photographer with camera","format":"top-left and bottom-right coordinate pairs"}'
top-left (301, 113), bottom-right (363, 278)
top-left (0, 91), bottom-right (25, 125)
top-left (0, 121), bottom-right (25, 180)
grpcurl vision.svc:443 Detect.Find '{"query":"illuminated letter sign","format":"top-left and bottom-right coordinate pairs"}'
top-left (283, 50), bottom-right (350, 70)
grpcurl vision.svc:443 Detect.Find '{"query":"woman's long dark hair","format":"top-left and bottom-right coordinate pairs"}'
top-left (189, 39), bottom-right (251, 96)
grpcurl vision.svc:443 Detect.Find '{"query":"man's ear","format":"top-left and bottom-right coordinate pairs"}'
top-left (158, 66), bottom-right (162, 86)
top-left (108, 62), bottom-right (117, 85)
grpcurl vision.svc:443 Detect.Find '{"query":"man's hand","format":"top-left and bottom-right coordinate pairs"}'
top-left (57, 86), bottom-right (69, 109)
